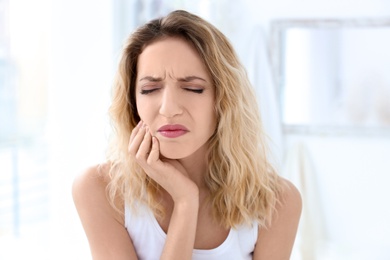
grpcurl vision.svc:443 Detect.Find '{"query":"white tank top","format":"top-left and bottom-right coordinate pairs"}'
top-left (125, 202), bottom-right (258, 260)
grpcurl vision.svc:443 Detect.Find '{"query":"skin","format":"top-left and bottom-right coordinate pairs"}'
top-left (72, 37), bottom-right (302, 260)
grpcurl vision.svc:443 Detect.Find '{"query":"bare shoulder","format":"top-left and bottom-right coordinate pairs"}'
top-left (72, 163), bottom-right (136, 259)
top-left (72, 162), bottom-right (125, 222)
top-left (73, 163), bottom-right (111, 191)
top-left (72, 163), bottom-right (112, 210)
top-left (278, 177), bottom-right (302, 215)
top-left (253, 177), bottom-right (302, 260)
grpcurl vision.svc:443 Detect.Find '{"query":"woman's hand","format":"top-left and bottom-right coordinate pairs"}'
top-left (128, 121), bottom-right (199, 204)
top-left (128, 121), bottom-right (199, 259)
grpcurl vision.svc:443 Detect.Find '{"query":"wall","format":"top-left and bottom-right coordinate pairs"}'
top-left (246, 0), bottom-right (390, 27)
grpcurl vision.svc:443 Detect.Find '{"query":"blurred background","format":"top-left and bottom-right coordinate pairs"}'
top-left (0, 0), bottom-right (389, 259)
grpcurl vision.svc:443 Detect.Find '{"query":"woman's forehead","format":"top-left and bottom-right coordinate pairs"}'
top-left (136, 37), bottom-right (210, 83)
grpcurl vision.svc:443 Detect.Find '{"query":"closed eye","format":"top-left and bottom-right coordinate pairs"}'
top-left (184, 88), bottom-right (204, 94)
top-left (140, 88), bottom-right (159, 95)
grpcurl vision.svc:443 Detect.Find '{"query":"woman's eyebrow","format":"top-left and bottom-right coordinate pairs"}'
top-left (177, 76), bottom-right (207, 82)
top-left (138, 76), bottom-right (163, 82)
top-left (139, 75), bottom-right (207, 83)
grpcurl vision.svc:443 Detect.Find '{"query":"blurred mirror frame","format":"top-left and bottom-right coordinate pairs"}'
top-left (270, 18), bottom-right (390, 136)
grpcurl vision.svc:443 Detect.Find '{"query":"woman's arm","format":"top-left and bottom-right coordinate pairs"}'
top-left (160, 194), bottom-right (199, 260)
top-left (72, 165), bottom-right (138, 260)
top-left (253, 178), bottom-right (302, 260)
top-left (128, 123), bottom-right (199, 260)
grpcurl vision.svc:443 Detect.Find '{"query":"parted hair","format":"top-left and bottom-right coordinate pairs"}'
top-left (106, 10), bottom-right (282, 228)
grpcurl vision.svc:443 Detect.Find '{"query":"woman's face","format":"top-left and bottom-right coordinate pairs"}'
top-left (135, 37), bottom-right (217, 159)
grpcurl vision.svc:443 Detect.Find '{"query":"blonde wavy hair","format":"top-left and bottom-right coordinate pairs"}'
top-left (107, 10), bottom-right (282, 229)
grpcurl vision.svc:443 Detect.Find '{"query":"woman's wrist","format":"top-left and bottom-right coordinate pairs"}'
top-left (170, 181), bottom-right (200, 206)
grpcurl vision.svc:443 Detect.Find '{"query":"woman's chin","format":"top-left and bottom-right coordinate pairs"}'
top-left (159, 144), bottom-right (192, 160)
top-left (159, 149), bottom-right (188, 160)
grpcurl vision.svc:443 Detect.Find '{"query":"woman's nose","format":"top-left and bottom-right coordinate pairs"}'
top-left (159, 88), bottom-right (183, 118)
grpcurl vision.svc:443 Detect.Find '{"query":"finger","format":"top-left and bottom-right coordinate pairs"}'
top-left (128, 124), bottom-right (146, 156)
top-left (135, 127), bottom-right (152, 162)
top-left (129, 120), bottom-right (143, 144)
top-left (147, 136), bottom-right (160, 165)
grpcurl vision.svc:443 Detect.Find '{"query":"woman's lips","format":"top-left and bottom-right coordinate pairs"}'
top-left (157, 124), bottom-right (189, 138)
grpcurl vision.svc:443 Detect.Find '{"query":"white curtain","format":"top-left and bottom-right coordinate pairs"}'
top-left (243, 26), bottom-right (284, 170)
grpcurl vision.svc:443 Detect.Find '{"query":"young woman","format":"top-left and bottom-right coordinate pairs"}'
top-left (73, 10), bottom-right (301, 260)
